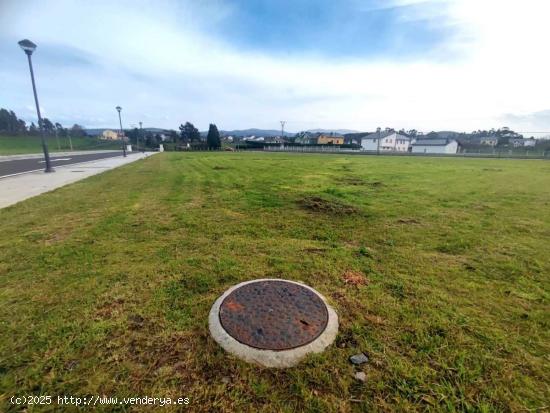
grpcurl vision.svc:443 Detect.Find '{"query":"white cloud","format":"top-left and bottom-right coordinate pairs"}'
top-left (1, 0), bottom-right (549, 133)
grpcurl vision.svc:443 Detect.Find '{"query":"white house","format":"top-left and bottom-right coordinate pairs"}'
top-left (478, 137), bottom-right (498, 146)
top-left (511, 138), bottom-right (524, 147)
top-left (511, 137), bottom-right (536, 147)
top-left (101, 129), bottom-right (119, 140)
top-left (361, 131), bottom-right (411, 152)
top-left (411, 138), bottom-right (459, 154)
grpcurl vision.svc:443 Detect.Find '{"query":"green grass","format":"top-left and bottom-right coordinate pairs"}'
top-left (0, 152), bottom-right (549, 412)
top-left (0, 135), bottom-right (121, 155)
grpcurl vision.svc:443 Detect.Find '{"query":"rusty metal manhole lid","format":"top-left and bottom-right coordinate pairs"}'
top-left (219, 280), bottom-right (329, 351)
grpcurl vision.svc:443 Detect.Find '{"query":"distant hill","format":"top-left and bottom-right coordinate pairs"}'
top-left (85, 127), bottom-right (167, 136)
top-left (86, 127), bottom-right (359, 137)
top-left (306, 128), bottom-right (360, 135)
top-left (217, 128), bottom-right (361, 137)
top-left (219, 128), bottom-right (295, 137)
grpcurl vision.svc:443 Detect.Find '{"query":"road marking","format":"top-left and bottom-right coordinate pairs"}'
top-left (38, 158), bottom-right (72, 163)
top-left (0, 169), bottom-right (44, 179)
top-left (0, 153), bottom-right (134, 179)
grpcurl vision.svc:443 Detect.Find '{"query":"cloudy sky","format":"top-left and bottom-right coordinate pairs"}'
top-left (1, 0), bottom-right (549, 135)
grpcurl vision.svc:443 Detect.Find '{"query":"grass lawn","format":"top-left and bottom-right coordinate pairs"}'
top-left (0, 152), bottom-right (549, 412)
top-left (0, 135), bottom-right (121, 155)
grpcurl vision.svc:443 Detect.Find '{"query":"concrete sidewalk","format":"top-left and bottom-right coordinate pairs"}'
top-left (0, 152), bottom-right (157, 209)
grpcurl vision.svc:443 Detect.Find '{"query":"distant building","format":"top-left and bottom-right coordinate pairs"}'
top-left (478, 137), bottom-right (498, 146)
top-left (361, 130), bottom-right (411, 152)
top-left (411, 138), bottom-right (459, 154)
top-left (317, 133), bottom-right (344, 145)
top-left (510, 138), bottom-right (536, 147)
top-left (511, 138), bottom-right (524, 147)
top-left (101, 130), bottom-right (119, 140)
top-left (294, 132), bottom-right (319, 145)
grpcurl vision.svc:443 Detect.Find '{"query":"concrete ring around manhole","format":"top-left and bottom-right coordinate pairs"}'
top-left (208, 278), bottom-right (338, 368)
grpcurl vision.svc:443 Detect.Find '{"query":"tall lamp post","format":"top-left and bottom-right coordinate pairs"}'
top-left (116, 106), bottom-right (126, 157)
top-left (18, 39), bottom-right (54, 173)
top-left (138, 121), bottom-right (142, 152)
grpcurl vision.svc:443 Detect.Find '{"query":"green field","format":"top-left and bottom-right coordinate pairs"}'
top-left (1, 152), bottom-right (549, 412)
top-left (0, 135), bottom-right (121, 155)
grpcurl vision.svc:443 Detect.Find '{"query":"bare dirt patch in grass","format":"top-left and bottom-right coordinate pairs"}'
top-left (301, 245), bottom-right (328, 254)
top-left (335, 176), bottom-right (366, 186)
top-left (44, 228), bottom-right (73, 245)
top-left (369, 181), bottom-right (384, 188)
top-left (94, 298), bottom-right (125, 320)
top-left (298, 196), bottom-right (358, 214)
top-left (343, 270), bottom-right (369, 286)
top-left (396, 218), bottom-right (421, 225)
top-left (335, 329), bottom-right (359, 349)
top-left (364, 314), bottom-right (386, 325)
top-left (335, 176), bottom-right (385, 189)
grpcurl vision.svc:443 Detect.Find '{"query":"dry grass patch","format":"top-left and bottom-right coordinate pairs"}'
top-left (297, 195), bottom-right (359, 215)
top-left (343, 270), bottom-right (369, 286)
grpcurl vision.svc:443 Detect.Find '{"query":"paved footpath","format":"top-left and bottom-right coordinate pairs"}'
top-left (0, 151), bottom-right (157, 209)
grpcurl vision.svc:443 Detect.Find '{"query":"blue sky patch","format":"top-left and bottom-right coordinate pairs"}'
top-left (211, 0), bottom-right (454, 59)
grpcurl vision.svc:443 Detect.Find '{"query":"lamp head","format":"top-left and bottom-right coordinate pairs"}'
top-left (18, 39), bottom-right (37, 55)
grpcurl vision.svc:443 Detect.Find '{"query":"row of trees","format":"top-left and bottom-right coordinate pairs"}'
top-left (177, 121), bottom-right (220, 149)
top-left (3, 107), bottom-right (223, 150)
top-left (122, 121), bottom-right (221, 150)
top-left (0, 108), bottom-right (86, 137)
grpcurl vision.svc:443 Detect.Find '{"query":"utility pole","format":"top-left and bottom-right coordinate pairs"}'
top-left (280, 120), bottom-right (286, 148)
top-left (138, 121), bottom-right (142, 151)
top-left (116, 106), bottom-right (126, 157)
top-left (376, 127), bottom-right (381, 155)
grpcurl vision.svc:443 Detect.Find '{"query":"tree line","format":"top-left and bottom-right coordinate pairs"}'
top-left (123, 121), bottom-right (221, 150)
top-left (0, 108), bottom-right (86, 137)
top-left (177, 121), bottom-right (220, 149)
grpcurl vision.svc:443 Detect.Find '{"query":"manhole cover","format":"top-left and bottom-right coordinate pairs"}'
top-left (219, 280), bottom-right (329, 350)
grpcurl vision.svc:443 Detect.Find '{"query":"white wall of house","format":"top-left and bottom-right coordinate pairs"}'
top-left (480, 138), bottom-right (498, 146)
top-left (411, 141), bottom-right (458, 154)
top-left (361, 132), bottom-right (410, 152)
top-left (361, 137), bottom-right (379, 151)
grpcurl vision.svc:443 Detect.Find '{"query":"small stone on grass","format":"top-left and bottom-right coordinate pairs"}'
top-left (349, 353), bottom-right (369, 365)
top-left (354, 371), bottom-right (367, 382)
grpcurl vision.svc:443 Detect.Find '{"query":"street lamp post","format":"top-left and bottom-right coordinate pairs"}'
top-left (138, 121), bottom-right (142, 152)
top-left (18, 39), bottom-right (54, 173)
top-left (116, 106), bottom-right (126, 157)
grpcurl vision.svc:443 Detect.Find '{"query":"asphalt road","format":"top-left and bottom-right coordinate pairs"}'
top-left (0, 151), bottom-right (126, 178)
